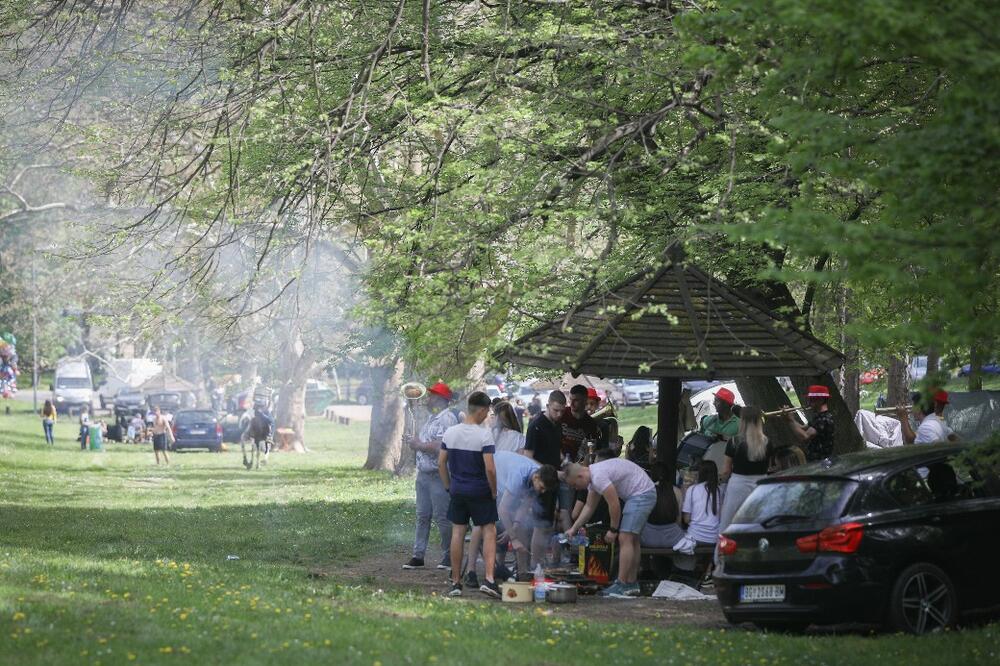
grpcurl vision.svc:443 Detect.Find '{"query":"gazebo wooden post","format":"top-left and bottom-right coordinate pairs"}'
top-left (657, 378), bottom-right (682, 482)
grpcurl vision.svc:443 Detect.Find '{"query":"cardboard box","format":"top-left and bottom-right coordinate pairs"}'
top-left (579, 537), bottom-right (616, 584)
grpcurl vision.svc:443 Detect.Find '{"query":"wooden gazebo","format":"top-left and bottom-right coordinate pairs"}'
top-left (498, 245), bottom-right (844, 473)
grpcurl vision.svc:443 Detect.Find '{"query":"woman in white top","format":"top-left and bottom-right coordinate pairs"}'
top-left (491, 402), bottom-right (525, 453)
top-left (682, 460), bottom-right (725, 546)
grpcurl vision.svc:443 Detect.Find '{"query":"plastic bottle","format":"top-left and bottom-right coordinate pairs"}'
top-left (533, 564), bottom-right (546, 603)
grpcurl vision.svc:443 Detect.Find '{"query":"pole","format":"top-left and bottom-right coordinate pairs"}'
top-left (656, 378), bottom-right (682, 482)
top-left (31, 246), bottom-right (38, 412)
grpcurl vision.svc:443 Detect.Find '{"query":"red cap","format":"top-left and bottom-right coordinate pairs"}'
top-left (807, 385), bottom-right (831, 399)
top-left (427, 382), bottom-right (453, 401)
top-left (715, 387), bottom-right (735, 405)
top-left (933, 390), bottom-right (949, 405)
top-left (586, 387), bottom-right (600, 400)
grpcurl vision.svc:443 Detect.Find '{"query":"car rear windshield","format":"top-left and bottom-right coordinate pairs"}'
top-left (175, 411), bottom-right (214, 424)
top-left (732, 479), bottom-right (858, 525)
top-left (148, 394), bottom-right (180, 405)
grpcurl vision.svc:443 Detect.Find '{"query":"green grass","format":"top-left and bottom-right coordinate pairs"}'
top-left (1, 403), bottom-right (998, 665)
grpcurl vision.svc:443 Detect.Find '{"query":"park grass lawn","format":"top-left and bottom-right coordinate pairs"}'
top-left (2, 404), bottom-right (999, 665)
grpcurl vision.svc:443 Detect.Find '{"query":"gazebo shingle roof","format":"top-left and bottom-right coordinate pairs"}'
top-left (500, 247), bottom-right (844, 379)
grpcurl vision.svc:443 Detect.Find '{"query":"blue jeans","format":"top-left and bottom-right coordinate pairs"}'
top-left (413, 471), bottom-right (452, 563)
top-left (43, 419), bottom-right (54, 444)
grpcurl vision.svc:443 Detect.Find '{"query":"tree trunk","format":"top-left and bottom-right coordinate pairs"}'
top-left (363, 358), bottom-right (406, 471)
top-left (787, 374), bottom-right (864, 455)
top-left (887, 356), bottom-right (910, 407)
top-left (839, 288), bottom-right (860, 414)
top-left (968, 345), bottom-right (984, 392)
top-left (735, 377), bottom-right (805, 452)
top-left (274, 325), bottom-right (316, 448)
top-left (186, 326), bottom-right (208, 407)
top-left (738, 279), bottom-right (864, 454)
top-left (926, 348), bottom-right (940, 375)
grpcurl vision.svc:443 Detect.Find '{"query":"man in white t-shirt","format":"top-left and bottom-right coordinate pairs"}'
top-left (564, 458), bottom-right (656, 598)
top-left (898, 390), bottom-right (959, 445)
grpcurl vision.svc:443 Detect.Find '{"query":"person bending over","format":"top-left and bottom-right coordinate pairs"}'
top-left (564, 457), bottom-right (657, 598)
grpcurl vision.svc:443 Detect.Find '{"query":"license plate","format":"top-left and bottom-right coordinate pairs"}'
top-left (190, 429), bottom-right (206, 435)
top-left (740, 584), bottom-right (785, 603)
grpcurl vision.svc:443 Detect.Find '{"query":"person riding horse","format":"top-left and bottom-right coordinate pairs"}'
top-left (241, 397), bottom-right (274, 470)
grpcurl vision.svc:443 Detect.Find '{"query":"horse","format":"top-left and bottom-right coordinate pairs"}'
top-left (241, 410), bottom-right (272, 470)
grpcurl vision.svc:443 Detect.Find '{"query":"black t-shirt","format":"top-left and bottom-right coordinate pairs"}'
top-left (524, 413), bottom-right (563, 467)
top-left (725, 436), bottom-right (771, 476)
top-left (806, 411), bottom-right (836, 462)
top-left (558, 411), bottom-right (602, 461)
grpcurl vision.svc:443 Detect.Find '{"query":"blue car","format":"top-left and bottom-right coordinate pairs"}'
top-left (958, 362), bottom-right (1000, 377)
top-left (170, 409), bottom-right (222, 452)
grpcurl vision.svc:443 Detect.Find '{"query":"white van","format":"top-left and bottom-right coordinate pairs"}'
top-left (909, 355), bottom-right (928, 381)
top-left (53, 357), bottom-right (94, 414)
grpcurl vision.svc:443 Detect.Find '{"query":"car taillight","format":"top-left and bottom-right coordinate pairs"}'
top-left (796, 522), bottom-right (864, 554)
top-left (718, 534), bottom-right (737, 556)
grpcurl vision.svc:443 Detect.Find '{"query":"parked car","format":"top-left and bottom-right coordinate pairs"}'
top-left (959, 362), bottom-right (1000, 377)
top-left (618, 379), bottom-right (658, 406)
top-left (52, 357), bottom-right (94, 414)
top-left (113, 387), bottom-right (146, 419)
top-left (305, 379), bottom-right (335, 415)
top-left (354, 381), bottom-right (371, 405)
top-left (170, 409), bottom-right (223, 452)
top-left (146, 391), bottom-right (183, 418)
top-left (908, 355), bottom-right (928, 381)
top-left (714, 444), bottom-right (1000, 634)
top-left (860, 368), bottom-right (884, 385)
top-left (511, 383), bottom-right (552, 407)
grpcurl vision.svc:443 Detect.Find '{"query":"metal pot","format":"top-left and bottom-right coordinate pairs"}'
top-left (546, 583), bottom-right (578, 604)
top-left (500, 581), bottom-right (533, 603)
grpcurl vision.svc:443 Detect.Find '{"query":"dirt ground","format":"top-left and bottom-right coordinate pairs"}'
top-left (321, 546), bottom-right (727, 628)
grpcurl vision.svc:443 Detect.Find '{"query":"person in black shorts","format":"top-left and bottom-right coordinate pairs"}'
top-left (439, 391), bottom-right (501, 599)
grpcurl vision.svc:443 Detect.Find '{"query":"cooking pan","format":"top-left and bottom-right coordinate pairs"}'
top-left (500, 581), bottom-right (533, 603)
top-left (546, 583), bottom-right (578, 604)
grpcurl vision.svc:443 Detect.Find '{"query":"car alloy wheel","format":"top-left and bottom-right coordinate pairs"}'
top-left (889, 562), bottom-right (956, 634)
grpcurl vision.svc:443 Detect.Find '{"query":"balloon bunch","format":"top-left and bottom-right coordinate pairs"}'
top-left (0, 332), bottom-right (19, 399)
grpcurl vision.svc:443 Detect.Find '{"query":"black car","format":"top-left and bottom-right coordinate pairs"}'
top-left (715, 444), bottom-right (1000, 634)
top-left (170, 409), bottom-right (223, 452)
top-left (113, 388), bottom-right (146, 419)
top-left (147, 391), bottom-right (184, 415)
